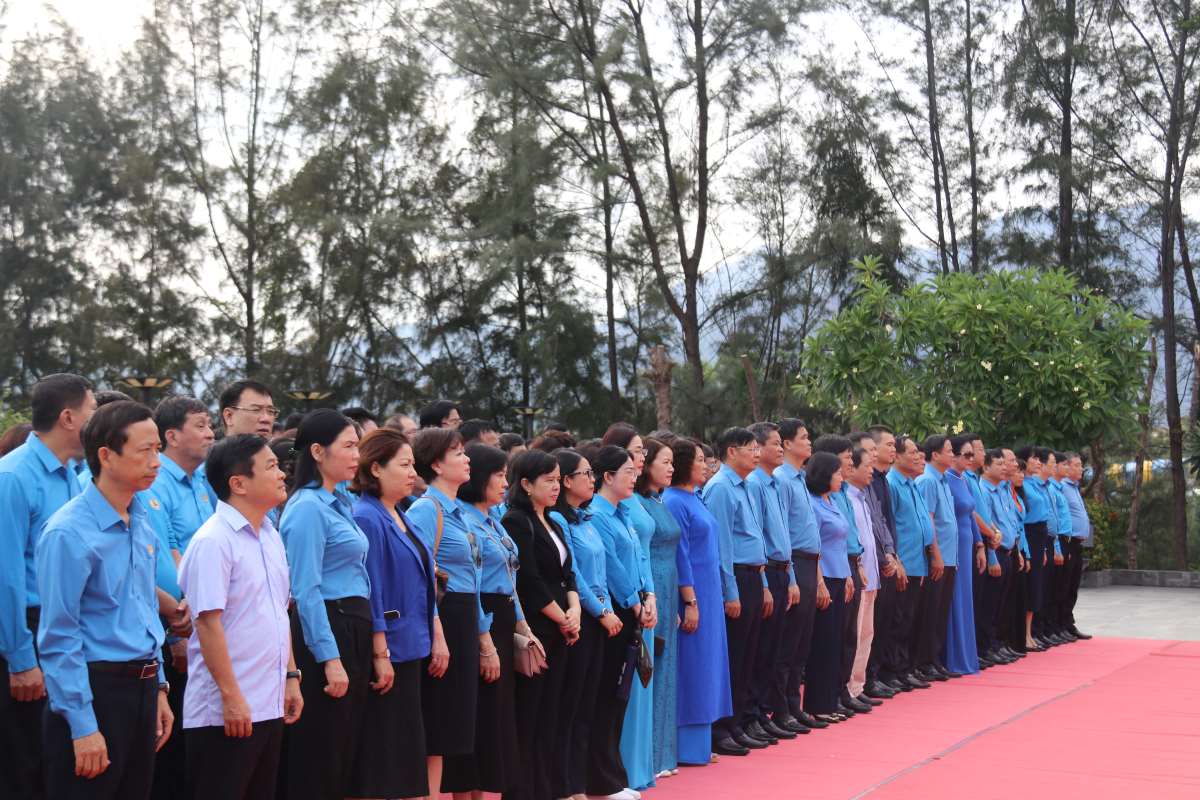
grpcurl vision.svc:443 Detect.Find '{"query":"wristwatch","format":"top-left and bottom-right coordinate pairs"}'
top-left (373, 648), bottom-right (391, 659)
top-left (286, 670), bottom-right (302, 682)
top-left (683, 599), bottom-right (698, 608)
top-left (158, 681), bottom-right (170, 694)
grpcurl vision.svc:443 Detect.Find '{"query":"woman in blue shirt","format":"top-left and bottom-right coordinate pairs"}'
top-left (803, 452), bottom-right (854, 723)
top-left (663, 437), bottom-right (731, 768)
top-left (601, 423), bottom-right (657, 794)
top-left (279, 409), bottom-right (372, 800)
top-left (350, 427), bottom-right (441, 799)
top-left (635, 438), bottom-right (682, 780)
top-left (444, 443), bottom-right (534, 798)
top-left (550, 448), bottom-right (623, 800)
top-left (407, 428), bottom-right (488, 799)
top-left (1015, 446), bottom-right (1052, 650)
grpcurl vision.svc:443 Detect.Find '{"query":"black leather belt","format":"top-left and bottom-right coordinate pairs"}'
top-left (767, 559), bottom-right (790, 571)
top-left (88, 659), bottom-right (159, 680)
top-left (733, 563), bottom-right (766, 574)
top-left (791, 550), bottom-right (819, 562)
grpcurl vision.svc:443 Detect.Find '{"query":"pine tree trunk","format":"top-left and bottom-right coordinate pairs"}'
top-left (1126, 338), bottom-right (1157, 570)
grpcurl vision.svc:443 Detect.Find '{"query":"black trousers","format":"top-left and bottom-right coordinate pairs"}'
top-left (839, 563), bottom-right (865, 691)
top-left (1062, 538), bottom-right (1085, 627)
top-left (1, 607), bottom-right (43, 800)
top-left (150, 643), bottom-right (186, 800)
top-left (556, 613), bottom-right (604, 797)
top-left (586, 606), bottom-right (636, 796)
top-left (919, 566), bottom-right (956, 668)
top-left (187, 718), bottom-right (283, 800)
top-left (1041, 538), bottom-right (1066, 633)
top-left (976, 549), bottom-right (1011, 652)
top-left (716, 566), bottom-right (764, 738)
top-left (912, 570), bottom-right (942, 668)
top-left (802, 577), bottom-right (846, 715)
top-left (509, 617), bottom-right (569, 800)
top-left (882, 575), bottom-right (921, 680)
top-left (1008, 554), bottom-right (1032, 651)
top-left (44, 665), bottom-right (158, 800)
top-left (867, 570), bottom-right (896, 684)
top-left (782, 555), bottom-right (819, 715)
top-left (751, 566), bottom-right (790, 721)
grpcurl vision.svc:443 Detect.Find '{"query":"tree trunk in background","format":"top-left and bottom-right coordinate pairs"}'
top-left (1126, 337), bottom-right (1157, 569)
top-left (645, 345), bottom-right (674, 430)
top-left (740, 354), bottom-right (763, 422)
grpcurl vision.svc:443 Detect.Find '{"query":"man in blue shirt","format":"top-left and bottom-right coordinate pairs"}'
top-left (774, 418), bottom-right (828, 731)
top-left (0, 372), bottom-right (97, 799)
top-left (37, 400), bottom-right (173, 799)
top-left (702, 427), bottom-right (772, 752)
top-left (914, 435), bottom-right (959, 682)
top-left (1060, 452), bottom-right (1093, 640)
top-left (745, 422), bottom-right (800, 742)
top-left (976, 449), bottom-right (1023, 668)
top-left (864, 426), bottom-right (906, 698)
top-left (1046, 451), bottom-right (1082, 644)
top-left (883, 436), bottom-right (940, 691)
top-left (146, 395), bottom-right (216, 800)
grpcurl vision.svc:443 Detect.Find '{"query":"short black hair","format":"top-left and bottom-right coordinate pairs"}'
top-left (506, 449), bottom-right (559, 512)
top-left (983, 447), bottom-right (1004, 467)
top-left (459, 418), bottom-right (496, 443)
top-left (219, 380), bottom-right (273, 415)
top-left (95, 390), bottom-right (134, 407)
top-left (812, 434), bottom-right (852, 456)
top-left (530, 429), bottom-right (577, 452)
top-left (589, 444), bottom-right (632, 493)
top-left (777, 418), bottom-right (808, 443)
top-left (341, 407), bottom-right (377, 427)
top-left (669, 437), bottom-right (702, 487)
top-left (282, 412), bottom-right (305, 431)
top-left (716, 427), bottom-right (755, 461)
top-left (1014, 445), bottom-right (1035, 462)
top-left (458, 444), bottom-right (509, 505)
top-left (82, 400), bottom-right (153, 477)
top-left (552, 448), bottom-right (588, 522)
top-left (206, 434), bottom-right (269, 502)
top-left (601, 422), bottom-right (640, 450)
top-left (1035, 446), bottom-right (1054, 462)
top-left (922, 434), bottom-right (950, 460)
top-left (805, 452), bottom-right (843, 496)
top-left (497, 432), bottom-right (525, 453)
top-left (154, 396), bottom-right (209, 448)
top-left (747, 421), bottom-right (779, 445)
top-left (30, 373), bottom-right (93, 433)
top-left (851, 447), bottom-right (868, 468)
top-left (418, 399), bottom-right (460, 429)
top-left (949, 434), bottom-right (974, 456)
top-left (411, 427), bottom-right (464, 483)
top-left (867, 424), bottom-right (893, 437)
top-left (848, 431), bottom-right (873, 448)
top-left (894, 434), bottom-right (916, 456)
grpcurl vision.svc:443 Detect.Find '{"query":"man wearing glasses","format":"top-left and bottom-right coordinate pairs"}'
top-left (219, 381), bottom-right (278, 439)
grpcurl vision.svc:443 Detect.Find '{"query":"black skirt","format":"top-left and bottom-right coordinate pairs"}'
top-left (346, 658), bottom-right (428, 798)
top-left (421, 591), bottom-right (480, 756)
top-left (1024, 522), bottom-right (1049, 613)
top-left (442, 593), bottom-right (518, 793)
top-left (282, 596), bottom-right (372, 800)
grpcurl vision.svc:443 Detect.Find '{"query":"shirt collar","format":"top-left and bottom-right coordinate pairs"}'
top-left (28, 432), bottom-right (72, 476)
top-left (81, 481), bottom-right (140, 531)
top-left (923, 463), bottom-right (946, 483)
top-left (423, 483), bottom-right (461, 515)
top-left (751, 466), bottom-right (776, 487)
top-left (1064, 479), bottom-right (1079, 488)
top-left (888, 466), bottom-right (912, 486)
top-left (588, 493), bottom-right (620, 518)
top-left (717, 463), bottom-right (745, 486)
top-left (159, 453), bottom-right (193, 484)
top-left (215, 499), bottom-right (275, 538)
top-left (846, 483), bottom-right (867, 501)
top-left (776, 461), bottom-right (801, 480)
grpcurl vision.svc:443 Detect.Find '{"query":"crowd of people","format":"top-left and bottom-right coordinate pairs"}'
top-left (0, 374), bottom-right (1095, 800)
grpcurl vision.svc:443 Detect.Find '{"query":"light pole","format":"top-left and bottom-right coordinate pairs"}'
top-left (117, 376), bottom-right (174, 404)
top-left (286, 390), bottom-right (334, 413)
top-left (512, 406), bottom-right (543, 440)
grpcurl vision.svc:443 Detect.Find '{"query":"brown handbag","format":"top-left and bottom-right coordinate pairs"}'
top-left (432, 502), bottom-right (449, 603)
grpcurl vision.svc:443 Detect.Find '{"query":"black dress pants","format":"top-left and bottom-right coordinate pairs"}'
top-left (913, 570), bottom-right (946, 668)
top-left (921, 566), bottom-right (956, 668)
top-left (0, 608), bottom-right (43, 800)
top-left (802, 577), bottom-right (846, 715)
top-left (150, 642), bottom-right (186, 800)
top-left (187, 718), bottom-right (284, 800)
top-left (586, 607), bottom-right (636, 796)
top-left (976, 548), bottom-right (1010, 652)
top-left (43, 666), bottom-right (158, 800)
top-left (716, 565), bottom-right (764, 738)
top-left (867, 571), bottom-right (896, 685)
top-left (751, 566), bottom-right (789, 721)
top-left (839, 562), bottom-right (865, 691)
top-left (509, 618), bottom-right (568, 800)
top-left (1062, 538), bottom-right (1085, 627)
top-left (556, 613), bottom-right (604, 797)
top-left (882, 575), bottom-right (921, 680)
top-left (782, 554), bottom-right (819, 714)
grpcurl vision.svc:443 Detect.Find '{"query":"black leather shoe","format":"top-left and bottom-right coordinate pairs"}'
top-left (732, 730), bottom-right (769, 750)
top-left (941, 667), bottom-right (964, 679)
top-left (795, 710), bottom-right (827, 729)
top-left (713, 736), bottom-right (750, 756)
top-left (902, 672), bottom-right (931, 689)
top-left (1068, 626), bottom-right (1092, 640)
top-left (814, 713), bottom-right (844, 724)
top-left (776, 716), bottom-right (811, 734)
top-left (1059, 630), bottom-right (1078, 642)
top-left (916, 667), bottom-right (946, 683)
top-left (761, 718), bottom-right (797, 740)
top-left (857, 693), bottom-right (884, 707)
top-left (744, 721), bottom-right (778, 745)
top-left (840, 692), bottom-right (873, 713)
top-left (864, 681), bottom-right (894, 699)
top-left (978, 652), bottom-right (997, 668)
top-left (1001, 646), bottom-right (1024, 659)
top-left (835, 701), bottom-right (856, 717)
top-left (886, 678), bottom-right (912, 693)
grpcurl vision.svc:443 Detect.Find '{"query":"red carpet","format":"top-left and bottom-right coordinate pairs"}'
top-left (644, 638), bottom-right (1200, 800)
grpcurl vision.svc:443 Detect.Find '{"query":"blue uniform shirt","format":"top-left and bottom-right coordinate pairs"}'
top-left (1063, 480), bottom-right (1091, 540)
top-left (917, 464), bottom-right (959, 568)
top-left (773, 462), bottom-right (821, 555)
top-left (746, 467), bottom-right (796, 585)
top-left (981, 479), bottom-right (1019, 550)
top-left (36, 483), bottom-right (165, 738)
top-left (588, 494), bottom-right (649, 610)
top-left (1048, 479), bottom-right (1072, 535)
top-left (280, 484), bottom-right (371, 662)
top-left (1022, 476), bottom-right (1051, 524)
top-left (811, 494), bottom-right (851, 579)
top-left (551, 507), bottom-right (611, 619)
top-left (834, 487), bottom-right (863, 557)
top-left (886, 468), bottom-right (934, 577)
top-left (702, 464), bottom-right (768, 602)
top-left (465, 503), bottom-right (525, 623)
top-left (146, 454), bottom-right (215, 553)
top-left (1004, 482), bottom-right (1031, 557)
top-left (0, 434), bottom-right (82, 672)
top-left (406, 485), bottom-right (488, 633)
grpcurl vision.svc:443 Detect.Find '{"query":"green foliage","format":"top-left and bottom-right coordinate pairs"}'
top-left (797, 256), bottom-right (1149, 445)
top-left (1084, 498), bottom-right (1124, 571)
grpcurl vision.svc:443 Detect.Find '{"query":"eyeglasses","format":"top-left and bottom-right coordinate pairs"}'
top-left (961, 450), bottom-right (975, 459)
top-left (230, 405), bottom-right (279, 419)
top-left (739, 444), bottom-right (762, 454)
top-left (465, 531), bottom-right (482, 568)
top-left (567, 469), bottom-right (595, 480)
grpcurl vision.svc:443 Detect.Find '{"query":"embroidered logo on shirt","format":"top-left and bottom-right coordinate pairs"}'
top-left (149, 498), bottom-right (162, 510)
top-left (147, 543), bottom-right (155, 556)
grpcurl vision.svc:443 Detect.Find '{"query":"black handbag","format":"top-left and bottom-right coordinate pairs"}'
top-left (616, 627), bottom-right (640, 702)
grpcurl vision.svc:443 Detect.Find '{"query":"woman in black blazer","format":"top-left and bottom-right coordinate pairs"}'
top-left (502, 450), bottom-right (581, 800)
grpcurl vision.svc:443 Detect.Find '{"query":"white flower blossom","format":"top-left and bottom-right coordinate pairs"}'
top-left (981, 360), bottom-right (993, 371)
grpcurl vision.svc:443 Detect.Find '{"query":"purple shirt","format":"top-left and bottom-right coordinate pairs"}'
top-left (179, 501), bottom-right (291, 729)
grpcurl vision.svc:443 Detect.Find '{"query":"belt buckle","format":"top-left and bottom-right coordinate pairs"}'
top-left (139, 661), bottom-right (157, 680)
